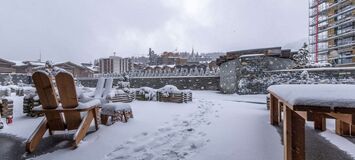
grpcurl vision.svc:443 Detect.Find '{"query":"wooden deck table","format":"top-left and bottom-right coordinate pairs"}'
top-left (267, 84), bottom-right (355, 160)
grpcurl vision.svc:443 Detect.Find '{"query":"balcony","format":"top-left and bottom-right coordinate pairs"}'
top-left (328, 41), bottom-right (355, 50)
top-left (327, 29), bottom-right (355, 40)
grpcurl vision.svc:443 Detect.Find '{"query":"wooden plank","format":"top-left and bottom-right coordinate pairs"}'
top-left (32, 72), bottom-right (59, 109)
top-left (64, 111), bottom-right (82, 130)
top-left (270, 94), bottom-right (279, 125)
top-left (55, 72), bottom-right (78, 108)
top-left (101, 114), bottom-right (109, 125)
top-left (55, 72), bottom-right (81, 130)
top-left (93, 107), bottom-right (99, 130)
top-left (73, 109), bottom-right (94, 147)
top-left (313, 112), bottom-right (326, 131)
top-left (26, 118), bottom-right (48, 153)
top-left (45, 112), bottom-right (65, 130)
top-left (33, 105), bottom-right (96, 113)
top-left (327, 113), bottom-right (353, 124)
top-left (284, 106), bottom-right (305, 160)
top-left (278, 102), bottom-right (283, 123)
top-left (295, 111), bottom-right (307, 120)
top-left (336, 120), bottom-right (350, 136)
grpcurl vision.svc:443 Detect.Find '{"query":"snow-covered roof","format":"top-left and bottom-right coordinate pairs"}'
top-left (85, 66), bottom-right (99, 72)
top-left (239, 54), bottom-right (265, 58)
top-left (10, 60), bottom-right (26, 66)
top-left (28, 61), bottom-right (45, 66)
top-left (268, 84), bottom-right (355, 109)
top-left (146, 65), bottom-right (176, 69)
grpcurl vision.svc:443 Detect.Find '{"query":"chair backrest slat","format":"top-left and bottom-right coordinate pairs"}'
top-left (94, 77), bottom-right (105, 98)
top-left (32, 72), bottom-right (59, 109)
top-left (102, 78), bottom-right (113, 99)
top-left (55, 71), bottom-right (82, 130)
top-left (55, 72), bottom-right (78, 108)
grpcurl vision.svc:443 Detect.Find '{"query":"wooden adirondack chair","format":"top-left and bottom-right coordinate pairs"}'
top-left (26, 71), bottom-right (100, 153)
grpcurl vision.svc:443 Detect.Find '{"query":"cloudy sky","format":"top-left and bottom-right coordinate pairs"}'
top-left (0, 0), bottom-right (308, 63)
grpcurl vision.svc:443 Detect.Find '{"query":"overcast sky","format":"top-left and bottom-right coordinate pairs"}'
top-left (0, 0), bottom-right (308, 63)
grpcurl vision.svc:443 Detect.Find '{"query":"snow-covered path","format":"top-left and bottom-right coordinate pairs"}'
top-left (22, 91), bottom-right (282, 160)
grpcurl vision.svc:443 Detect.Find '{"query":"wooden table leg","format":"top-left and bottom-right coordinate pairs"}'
top-left (278, 102), bottom-right (283, 123)
top-left (284, 106), bottom-right (305, 160)
top-left (270, 94), bottom-right (279, 125)
top-left (336, 120), bottom-right (350, 136)
top-left (314, 112), bottom-right (326, 131)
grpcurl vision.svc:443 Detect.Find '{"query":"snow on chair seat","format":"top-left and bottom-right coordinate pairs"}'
top-left (101, 103), bottom-right (133, 125)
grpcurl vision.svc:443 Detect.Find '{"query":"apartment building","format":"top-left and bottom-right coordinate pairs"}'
top-left (99, 56), bottom-right (132, 74)
top-left (309, 0), bottom-right (354, 65)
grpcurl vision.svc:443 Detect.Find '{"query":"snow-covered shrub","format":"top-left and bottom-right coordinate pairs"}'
top-left (293, 43), bottom-right (310, 68)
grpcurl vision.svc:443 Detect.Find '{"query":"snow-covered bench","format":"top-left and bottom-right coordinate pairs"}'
top-left (267, 84), bottom-right (355, 160)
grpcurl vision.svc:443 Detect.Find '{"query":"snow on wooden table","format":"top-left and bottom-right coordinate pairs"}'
top-left (267, 84), bottom-right (355, 109)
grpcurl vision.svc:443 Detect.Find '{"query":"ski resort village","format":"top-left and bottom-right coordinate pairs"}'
top-left (0, 0), bottom-right (354, 160)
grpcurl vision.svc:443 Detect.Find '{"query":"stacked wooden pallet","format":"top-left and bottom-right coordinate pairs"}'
top-left (157, 92), bottom-right (192, 103)
top-left (135, 87), bottom-right (156, 101)
top-left (23, 94), bottom-right (43, 117)
top-left (0, 98), bottom-right (13, 118)
top-left (184, 92), bottom-right (193, 102)
top-left (109, 92), bottom-right (135, 103)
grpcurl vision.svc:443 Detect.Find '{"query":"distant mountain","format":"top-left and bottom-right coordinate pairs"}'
top-left (283, 38), bottom-right (308, 51)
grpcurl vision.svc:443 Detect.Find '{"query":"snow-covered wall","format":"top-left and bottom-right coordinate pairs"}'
top-left (0, 73), bottom-right (31, 85)
top-left (78, 76), bottom-right (220, 90)
top-left (78, 78), bottom-right (126, 88)
top-left (218, 55), bottom-right (295, 94)
top-left (219, 59), bottom-right (239, 94)
top-left (238, 68), bottom-right (355, 95)
top-left (130, 76), bottom-right (220, 90)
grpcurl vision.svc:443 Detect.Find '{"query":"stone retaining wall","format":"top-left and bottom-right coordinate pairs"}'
top-left (78, 76), bottom-right (220, 90)
top-left (130, 76), bottom-right (220, 90)
top-left (237, 68), bottom-right (355, 95)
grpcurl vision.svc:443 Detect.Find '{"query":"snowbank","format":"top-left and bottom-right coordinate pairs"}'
top-left (268, 84), bottom-right (355, 108)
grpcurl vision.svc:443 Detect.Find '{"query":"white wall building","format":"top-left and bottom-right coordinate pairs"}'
top-left (99, 56), bottom-right (132, 74)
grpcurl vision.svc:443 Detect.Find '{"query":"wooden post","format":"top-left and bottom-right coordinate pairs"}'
top-left (284, 106), bottom-right (305, 160)
top-left (313, 112), bottom-right (326, 131)
top-left (336, 120), bottom-right (350, 136)
top-left (278, 102), bottom-right (283, 123)
top-left (351, 125), bottom-right (355, 136)
top-left (270, 94), bottom-right (279, 125)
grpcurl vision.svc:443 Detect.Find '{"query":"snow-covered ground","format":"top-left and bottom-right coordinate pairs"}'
top-left (0, 91), bottom-right (354, 160)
